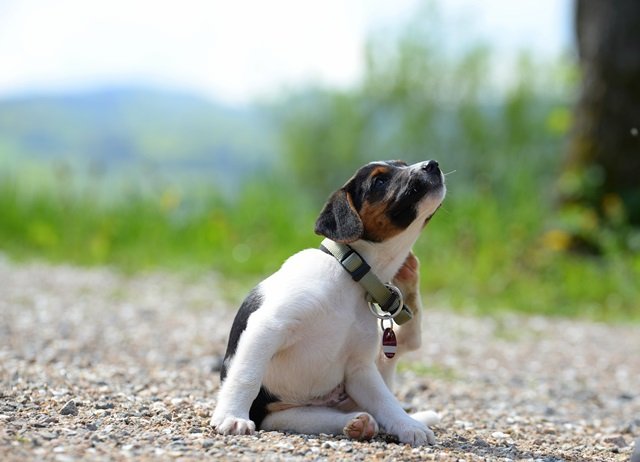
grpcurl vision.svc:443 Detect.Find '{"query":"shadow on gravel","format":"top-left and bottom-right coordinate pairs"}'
top-left (440, 434), bottom-right (559, 462)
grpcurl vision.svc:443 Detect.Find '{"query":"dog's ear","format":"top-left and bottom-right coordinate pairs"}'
top-left (314, 188), bottom-right (363, 243)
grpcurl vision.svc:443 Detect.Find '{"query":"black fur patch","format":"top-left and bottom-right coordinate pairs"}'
top-left (220, 287), bottom-right (263, 380)
top-left (220, 286), bottom-right (279, 429)
top-left (249, 386), bottom-right (278, 429)
top-left (314, 189), bottom-right (364, 243)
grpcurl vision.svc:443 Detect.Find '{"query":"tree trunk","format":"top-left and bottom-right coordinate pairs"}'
top-left (564, 0), bottom-right (640, 230)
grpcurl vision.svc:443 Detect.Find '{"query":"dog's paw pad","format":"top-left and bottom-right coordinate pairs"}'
top-left (211, 416), bottom-right (255, 436)
top-left (343, 413), bottom-right (378, 440)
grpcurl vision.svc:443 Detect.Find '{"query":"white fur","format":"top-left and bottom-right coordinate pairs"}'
top-left (211, 161), bottom-right (445, 445)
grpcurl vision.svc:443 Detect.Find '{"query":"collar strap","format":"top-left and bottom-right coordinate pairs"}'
top-left (320, 238), bottom-right (413, 325)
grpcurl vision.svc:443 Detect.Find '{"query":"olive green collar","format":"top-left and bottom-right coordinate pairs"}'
top-left (320, 238), bottom-right (413, 325)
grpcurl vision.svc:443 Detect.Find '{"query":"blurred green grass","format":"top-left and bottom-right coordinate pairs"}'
top-left (0, 171), bottom-right (314, 276)
top-left (1, 5), bottom-right (638, 322)
top-left (1, 164), bottom-right (638, 322)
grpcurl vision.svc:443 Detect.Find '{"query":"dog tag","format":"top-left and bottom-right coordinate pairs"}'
top-left (382, 326), bottom-right (397, 359)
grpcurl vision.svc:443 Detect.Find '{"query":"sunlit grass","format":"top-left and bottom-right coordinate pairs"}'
top-left (0, 171), bottom-right (315, 276)
top-left (397, 361), bottom-right (458, 381)
top-left (1, 19), bottom-right (637, 322)
top-left (1, 165), bottom-right (638, 322)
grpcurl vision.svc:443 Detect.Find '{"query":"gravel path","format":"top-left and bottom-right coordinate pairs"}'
top-left (1, 259), bottom-right (639, 461)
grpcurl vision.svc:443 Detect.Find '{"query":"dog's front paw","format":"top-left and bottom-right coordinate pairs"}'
top-left (388, 418), bottom-right (436, 446)
top-left (393, 253), bottom-right (420, 296)
top-left (210, 414), bottom-right (256, 435)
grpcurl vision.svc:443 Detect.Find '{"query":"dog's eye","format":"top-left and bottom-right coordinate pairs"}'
top-left (372, 175), bottom-right (388, 190)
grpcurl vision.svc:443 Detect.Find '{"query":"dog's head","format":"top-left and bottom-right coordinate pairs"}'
top-left (315, 160), bottom-right (445, 243)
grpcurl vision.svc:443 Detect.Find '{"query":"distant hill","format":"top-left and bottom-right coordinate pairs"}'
top-left (0, 87), bottom-right (279, 191)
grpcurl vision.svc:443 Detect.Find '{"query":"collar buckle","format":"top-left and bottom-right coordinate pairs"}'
top-left (339, 249), bottom-right (371, 282)
top-left (321, 238), bottom-right (414, 325)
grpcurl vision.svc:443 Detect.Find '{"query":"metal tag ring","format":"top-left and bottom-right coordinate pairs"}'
top-left (367, 284), bottom-right (404, 320)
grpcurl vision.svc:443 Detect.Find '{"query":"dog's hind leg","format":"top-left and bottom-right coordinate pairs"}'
top-left (261, 407), bottom-right (379, 440)
top-left (410, 410), bottom-right (440, 427)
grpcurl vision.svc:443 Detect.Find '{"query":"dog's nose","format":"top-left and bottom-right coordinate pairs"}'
top-left (422, 160), bottom-right (439, 174)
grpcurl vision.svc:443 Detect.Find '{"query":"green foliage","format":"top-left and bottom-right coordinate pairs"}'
top-left (397, 360), bottom-right (458, 381)
top-left (414, 189), bottom-right (640, 321)
top-left (271, 6), bottom-right (639, 321)
top-left (2, 159), bottom-right (639, 321)
top-left (279, 13), bottom-right (567, 202)
top-left (0, 170), bottom-right (318, 277)
top-left (1, 3), bottom-right (638, 321)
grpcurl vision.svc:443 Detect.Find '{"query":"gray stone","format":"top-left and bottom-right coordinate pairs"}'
top-left (59, 400), bottom-right (78, 416)
top-left (602, 434), bottom-right (627, 448)
top-left (201, 439), bottom-right (215, 448)
top-left (95, 401), bottom-right (114, 410)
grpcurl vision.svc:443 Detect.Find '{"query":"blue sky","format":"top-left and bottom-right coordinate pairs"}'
top-left (0, 0), bottom-right (573, 105)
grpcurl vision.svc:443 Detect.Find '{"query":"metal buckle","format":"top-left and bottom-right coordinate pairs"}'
top-left (367, 284), bottom-right (404, 320)
top-left (341, 249), bottom-right (370, 282)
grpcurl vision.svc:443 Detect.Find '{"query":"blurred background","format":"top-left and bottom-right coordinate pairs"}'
top-left (1, 0), bottom-right (638, 320)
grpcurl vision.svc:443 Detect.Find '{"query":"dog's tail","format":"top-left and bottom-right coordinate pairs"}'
top-left (410, 410), bottom-right (441, 427)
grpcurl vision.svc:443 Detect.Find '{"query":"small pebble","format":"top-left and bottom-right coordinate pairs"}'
top-left (474, 437), bottom-right (489, 447)
top-left (201, 439), bottom-right (215, 448)
top-left (275, 442), bottom-right (294, 451)
top-left (602, 434), bottom-right (627, 448)
top-left (95, 402), bottom-right (114, 410)
top-left (322, 441), bottom-right (339, 449)
top-left (59, 400), bottom-right (78, 416)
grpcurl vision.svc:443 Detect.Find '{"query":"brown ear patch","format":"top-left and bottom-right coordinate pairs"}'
top-left (369, 165), bottom-right (391, 178)
top-left (359, 200), bottom-right (404, 242)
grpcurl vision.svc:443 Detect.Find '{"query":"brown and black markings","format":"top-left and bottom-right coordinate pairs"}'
top-left (220, 159), bottom-right (444, 432)
top-left (315, 160), bottom-right (442, 243)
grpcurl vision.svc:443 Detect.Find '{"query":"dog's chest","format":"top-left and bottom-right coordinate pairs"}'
top-left (252, 249), bottom-right (383, 401)
top-left (262, 297), bottom-right (380, 401)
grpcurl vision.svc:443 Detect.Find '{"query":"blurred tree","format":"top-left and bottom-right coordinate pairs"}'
top-left (278, 1), bottom-right (562, 205)
top-left (279, 4), bottom-right (496, 200)
top-left (562, 0), bottom-right (640, 243)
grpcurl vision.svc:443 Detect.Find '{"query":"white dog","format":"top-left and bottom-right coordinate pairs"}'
top-left (211, 160), bottom-right (445, 445)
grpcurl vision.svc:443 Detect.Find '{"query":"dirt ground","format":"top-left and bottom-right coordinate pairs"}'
top-left (1, 260), bottom-right (639, 461)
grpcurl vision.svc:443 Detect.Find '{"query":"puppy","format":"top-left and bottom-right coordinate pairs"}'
top-left (211, 160), bottom-right (445, 445)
